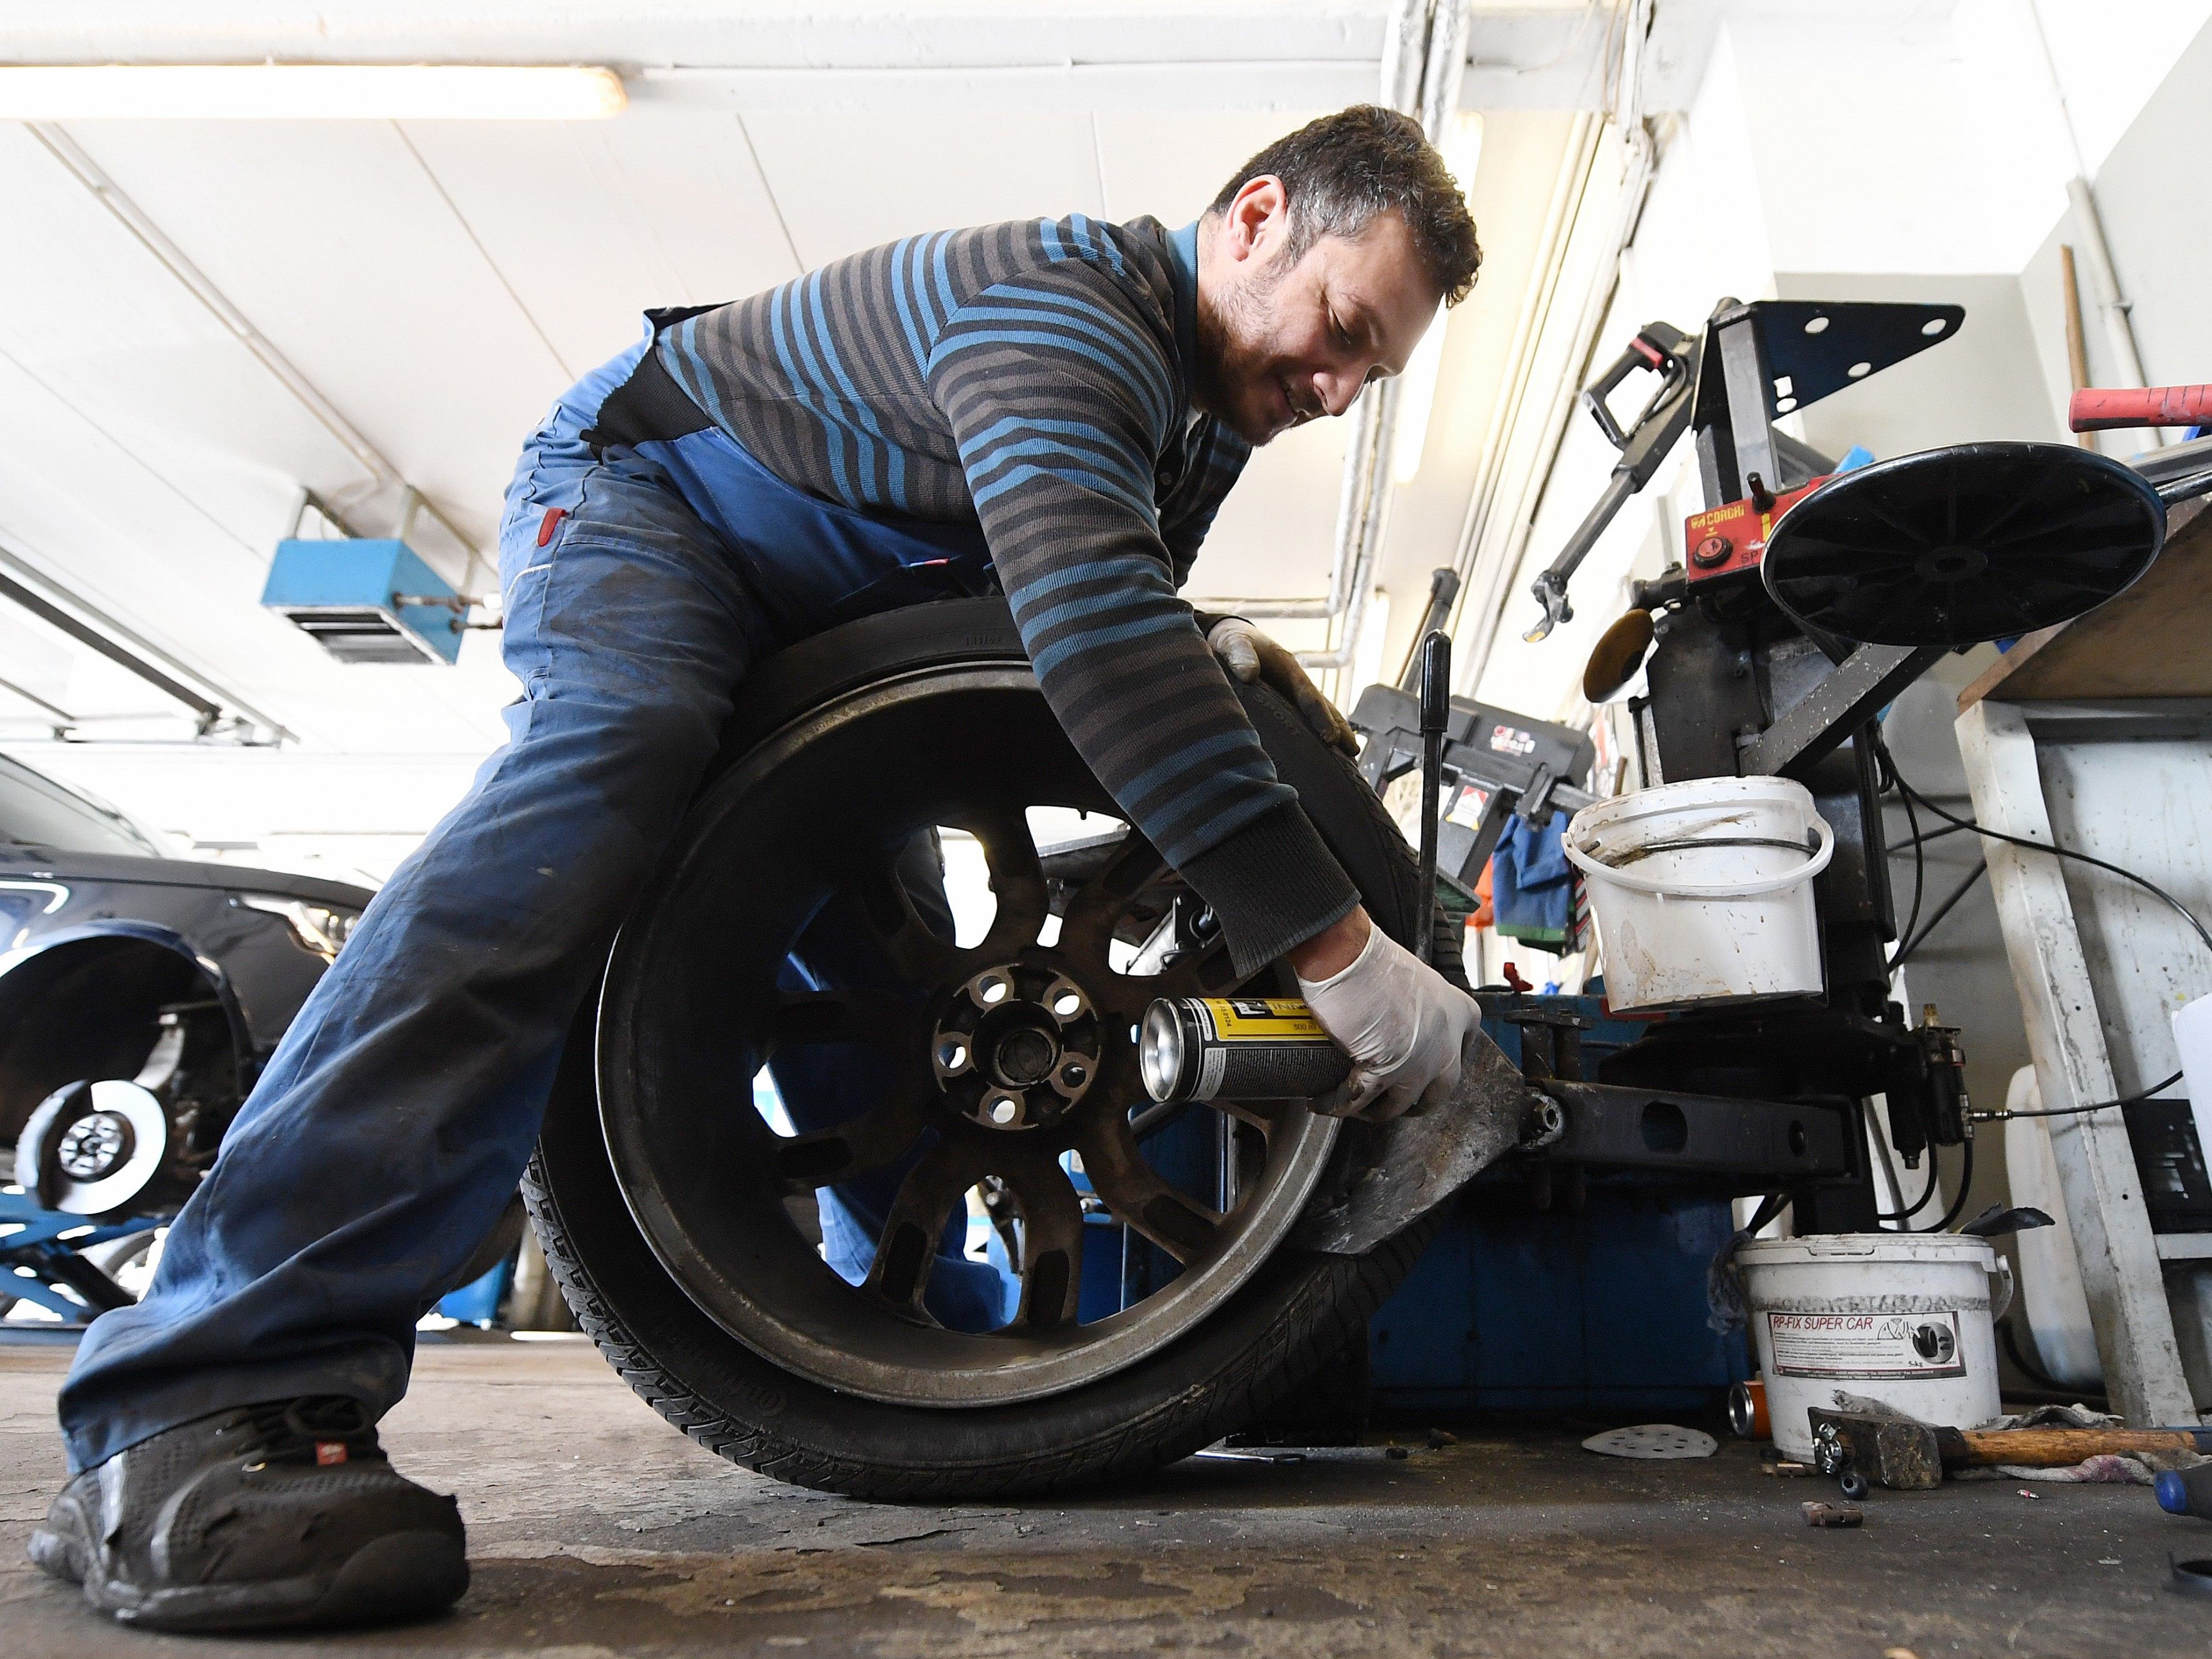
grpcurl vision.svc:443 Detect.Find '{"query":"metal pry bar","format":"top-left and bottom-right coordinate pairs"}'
top-left (1414, 630), bottom-right (1450, 962)
top-left (1525, 321), bottom-right (1698, 642)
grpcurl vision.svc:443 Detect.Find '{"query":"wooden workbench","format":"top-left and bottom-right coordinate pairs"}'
top-left (1958, 497), bottom-right (2210, 710)
top-left (1954, 493), bottom-right (2212, 1426)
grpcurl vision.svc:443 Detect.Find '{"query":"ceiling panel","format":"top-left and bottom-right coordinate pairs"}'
top-left (53, 117), bottom-right (580, 548)
top-left (0, 340), bottom-right (514, 754)
top-left (1092, 107), bottom-right (1324, 228)
top-left (0, 124), bottom-right (376, 560)
top-left (743, 109), bottom-right (1107, 268)
top-left (0, 90), bottom-right (1573, 820)
top-left (397, 111), bottom-right (805, 380)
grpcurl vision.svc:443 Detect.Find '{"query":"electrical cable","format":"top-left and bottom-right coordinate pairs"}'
top-left (1882, 755), bottom-right (2207, 1224)
top-left (1874, 735), bottom-right (1924, 967)
top-left (1892, 820), bottom-right (1974, 852)
top-left (1889, 861), bottom-right (1989, 971)
top-left (1891, 767), bottom-right (2212, 959)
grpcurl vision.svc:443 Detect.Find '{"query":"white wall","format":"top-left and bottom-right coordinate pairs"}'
top-left (1455, 0), bottom-right (2210, 1294)
top-left (1472, 0), bottom-right (2212, 727)
top-left (2022, 11), bottom-right (2212, 438)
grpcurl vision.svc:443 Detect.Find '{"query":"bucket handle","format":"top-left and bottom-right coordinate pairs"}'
top-left (1564, 814), bottom-right (1834, 899)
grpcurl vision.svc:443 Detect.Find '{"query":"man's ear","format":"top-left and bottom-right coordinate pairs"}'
top-left (1222, 174), bottom-right (1288, 266)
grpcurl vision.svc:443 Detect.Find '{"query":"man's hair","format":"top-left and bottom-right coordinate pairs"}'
top-left (1208, 105), bottom-right (1482, 306)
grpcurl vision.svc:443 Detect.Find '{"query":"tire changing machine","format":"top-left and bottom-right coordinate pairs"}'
top-left (1257, 295), bottom-right (2195, 1435)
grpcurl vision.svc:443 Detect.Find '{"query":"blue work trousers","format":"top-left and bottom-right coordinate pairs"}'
top-left (59, 339), bottom-right (1010, 1473)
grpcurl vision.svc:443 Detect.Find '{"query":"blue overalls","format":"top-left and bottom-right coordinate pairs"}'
top-left (59, 327), bottom-right (1020, 1473)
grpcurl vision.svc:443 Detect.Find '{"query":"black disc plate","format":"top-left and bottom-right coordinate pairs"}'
top-left (1761, 441), bottom-right (2166, 647)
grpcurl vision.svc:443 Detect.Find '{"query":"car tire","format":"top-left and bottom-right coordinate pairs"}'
top-left (526, 598), bottom-right (1441, 1499)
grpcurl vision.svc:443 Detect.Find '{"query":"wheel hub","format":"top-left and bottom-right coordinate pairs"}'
top-left (1917, 543), bottom-right (1988, 582)
top-left (933, 964), bottom-right (1099, 1130)
top-left (57, 1110), bottom-right (133, 1180)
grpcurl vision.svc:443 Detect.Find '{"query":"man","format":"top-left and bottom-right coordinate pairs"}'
top-left (32, 104), bottom-right (1484, 1632)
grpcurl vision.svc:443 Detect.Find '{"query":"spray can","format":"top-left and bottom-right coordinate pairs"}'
top-left (1139, 996), bottom-right (1352, 1104)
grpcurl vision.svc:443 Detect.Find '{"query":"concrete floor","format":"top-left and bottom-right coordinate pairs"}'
top-left (5, 1336), bottom-right (2210, 1657)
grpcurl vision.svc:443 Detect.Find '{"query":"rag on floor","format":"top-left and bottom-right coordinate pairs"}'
top-left (1488, 815), bottom-right (1584, 955)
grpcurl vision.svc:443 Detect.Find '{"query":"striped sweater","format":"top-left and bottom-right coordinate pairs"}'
top-left (657, 215), bottom-right (1358, 972)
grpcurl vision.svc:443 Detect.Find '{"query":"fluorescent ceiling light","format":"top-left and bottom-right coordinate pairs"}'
top-left (1393, 112), bottom-right (1484, 486)
top-left (0, 65), bottom-right (627, 120)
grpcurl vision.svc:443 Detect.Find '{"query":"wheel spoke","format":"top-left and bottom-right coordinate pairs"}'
top-left (1789, 541), bottom-right (1916, 575)
top-left (852, 856), bottom-right (966, 983)
top-left (994, 1151), bottom-right (1085, 1331)
top-left (1057, 830), bottom-right (1168, 969)
top-left (1858, 497), bottom-right (1937, 551)
top-left (1953, 482), bottom-right (2047, 549)
top-left (968, 805), bottom-right (1050, 959)
top-left (1129, 1094), bottom-right (1275, 1142)
top-left (1072, 1108), bottom-right (1223, 1265)
top-left (766, 989), bottom-right (926, 1057)
top-left (863, 1135), bottom-right (992, 1316)
top-left (773, 1077), bottom-right (932, 1190)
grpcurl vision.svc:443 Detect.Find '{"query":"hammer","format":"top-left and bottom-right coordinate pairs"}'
top-left (1809, 1407), bottom-right (2212, 1492)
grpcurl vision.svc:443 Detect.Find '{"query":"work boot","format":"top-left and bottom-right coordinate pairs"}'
top-left (29, 1396), bottom-right (467, 1632)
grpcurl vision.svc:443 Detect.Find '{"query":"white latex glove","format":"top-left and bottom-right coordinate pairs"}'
top-left (1207, 618), bottom-right (1361, 756)
top-left (1297, 921), bottom-right (1482, 1122)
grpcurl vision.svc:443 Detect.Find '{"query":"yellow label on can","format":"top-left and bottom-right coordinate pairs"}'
top-left (1197, 997), bottom-right (1327, 1041)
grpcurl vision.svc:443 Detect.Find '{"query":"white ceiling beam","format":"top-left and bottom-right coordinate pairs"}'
top-left (0, 3), bottom-right (1665, 112)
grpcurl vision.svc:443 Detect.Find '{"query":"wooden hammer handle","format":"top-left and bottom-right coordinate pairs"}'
top-left (1948, 1427), bottom-right (2208, 1467)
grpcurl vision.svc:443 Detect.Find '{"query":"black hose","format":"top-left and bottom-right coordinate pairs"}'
top-left (1879, 1147), bottom-right (1942, 1223)
top-left (1976, 1069), bottom-right (2184, 1122)
top-left (2000, 1316), bottom-right (2108, 1409)
top-left (1924, 1137), bottom-right (1977, 1233)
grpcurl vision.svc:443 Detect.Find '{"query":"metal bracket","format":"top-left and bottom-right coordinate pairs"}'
top-left (1738, 644), bottom-right (1946, 779)
top-left (1530, 1082), bottom-right (1853, 1181)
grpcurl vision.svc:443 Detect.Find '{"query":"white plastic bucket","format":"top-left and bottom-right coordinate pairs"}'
top-left (1738, 1232), bottom-right (2014, 1459)
top-left (1564, 776), bottom-right (1834, 1012)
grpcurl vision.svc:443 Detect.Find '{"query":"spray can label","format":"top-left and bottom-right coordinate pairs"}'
top-left (1185, 997), bottom-right (1344, 1101)
top-left (1196, 998), bottom-right (1328, 1039)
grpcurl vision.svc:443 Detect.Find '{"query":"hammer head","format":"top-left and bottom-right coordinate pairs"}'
top-left (1808, 1408), bottom-right (1944, 1490)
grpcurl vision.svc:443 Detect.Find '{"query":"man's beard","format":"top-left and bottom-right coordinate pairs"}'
top-left (1194, 257), bottom-right (1290, 442)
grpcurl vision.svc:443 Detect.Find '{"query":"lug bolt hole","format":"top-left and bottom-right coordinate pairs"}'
top-left (938, 1040), bottom-right (969, 1072)
top-left (1052, 991), bottom-right (1082, 1018)
top-left (1061, 1062), bottom-right (1087, 1086)
top-left (989, 1097), bottom-right (1019, 1125)
top-left (979, 977), bottom-right (1009, 1006)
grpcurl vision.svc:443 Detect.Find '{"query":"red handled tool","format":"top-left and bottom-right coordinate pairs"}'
top-left (2069, 384), bottom-right (2212, 431)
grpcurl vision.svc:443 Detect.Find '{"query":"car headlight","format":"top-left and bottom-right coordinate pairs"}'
top-left (237, 895), bottom-right (361, 962)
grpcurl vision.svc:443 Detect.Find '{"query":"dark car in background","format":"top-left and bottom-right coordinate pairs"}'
top-left (0, 753), bottom-right (373, 1316)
